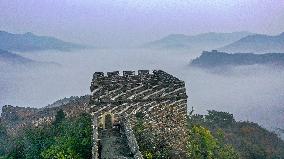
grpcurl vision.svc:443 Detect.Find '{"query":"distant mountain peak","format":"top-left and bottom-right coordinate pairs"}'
top-left (0, 30), bottom-right (87, 52)
top-left (143, 31), bottom-right (254, 50)
top-left (190, 50), bottom-right (284, 68)
top-left (219, 32), bottom-right (284, 53)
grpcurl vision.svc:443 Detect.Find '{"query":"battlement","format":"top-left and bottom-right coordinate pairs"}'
top-left (93, 70), bottom-right (151, 79)
top-left (91, 70), bottom-right (184, 94)
top-left (90, 70), bottom-right (186, 103)
top-left (92, 70), bottom-right (181, 81)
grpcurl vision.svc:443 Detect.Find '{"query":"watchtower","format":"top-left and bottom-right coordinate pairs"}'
top-left (90, 70), bottom-right (188, 153)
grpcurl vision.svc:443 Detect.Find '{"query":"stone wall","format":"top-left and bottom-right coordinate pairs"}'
top-left (92, 116), bottom-right (99, 159)
top-left (120, 115), bottom-right (143, 159)
top-left (92, 114), bottom-right (143, 159)
top-left (90, 70), bottom-right (188, 152)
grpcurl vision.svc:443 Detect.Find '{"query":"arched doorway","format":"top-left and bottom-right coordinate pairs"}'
top-left (99, 112), bottom-right (115, 129)
top-left (104, 114), bottom-right (113, 130)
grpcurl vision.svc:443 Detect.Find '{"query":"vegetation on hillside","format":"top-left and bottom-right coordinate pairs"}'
top-left (187, 125), bottom-right (239, 159)
top-left (1, 110), bottom-right (92, 159)
top-left (1, 109), bottom-right (284, 159)
top-left (0, 122), bottom-right (8, 157)
top-left (188, 110), bottom-right (284, 159)
top-left (133, 110), bottom-right (284, 159)
top-left (133, 111), bottom-right (239, 159)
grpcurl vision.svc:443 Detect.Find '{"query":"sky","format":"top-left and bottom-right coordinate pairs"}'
top-left (0, 0), bottom-right (284, 47)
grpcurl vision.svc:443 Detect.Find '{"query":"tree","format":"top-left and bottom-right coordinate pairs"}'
top-left (5, 113), bottom-right (92, 159)
top-left (218, 145), bottom-right (240, 159)
top-left (205, 110), bottom-right (235, 128)
top-left (22, 126), bottom-right (54, 159)
top-left (53, 109), bottom-right (65, 126)
top-left (41, 136), bottom-right (81, 159)
top-left (187, 111), bottom-right (240, 159)
top-left (187, 125), bottom-right (218, 159)
top-left (0, 123), bottom-right (8, 156)
top-left (42, 113), bottom-right (92, 159)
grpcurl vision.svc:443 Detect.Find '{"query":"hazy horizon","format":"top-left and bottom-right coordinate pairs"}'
top-left (1, 0), bottom-right (284, 47)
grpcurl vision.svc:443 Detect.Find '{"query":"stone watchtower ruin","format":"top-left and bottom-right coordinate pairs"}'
top-left (90, 70), bottom-right (188, 158)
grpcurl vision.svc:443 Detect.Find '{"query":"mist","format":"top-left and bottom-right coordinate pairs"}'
top-left (1, 0), bottom-right (284, 47)
top-left (0, 49), bottom-right (283, 134)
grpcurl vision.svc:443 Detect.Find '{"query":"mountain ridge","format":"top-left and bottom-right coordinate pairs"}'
top-left (0, 49), bottom-right (59, 67)
top-left (0, 31), bottom-right (86, 52)
top-left (190, 50), bottom-right (284, 68)
top-left (0, 49), bottom-right (34, 64)
top-left (219, 32), bottom-right (284, 53)
top-left (143, 31), bottom-right (254, 50)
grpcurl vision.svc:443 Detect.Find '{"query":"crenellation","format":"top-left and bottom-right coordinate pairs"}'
top-left (91, 70), bottom-right (182, 84)
top-left (93, 72), bottom-right (104, 80)
top-left (123, 71), bottom-right (135, 77)
top-left (107, 71), bottom-right (119, 77)
top-left (138, 70), bottom-right (149, 76)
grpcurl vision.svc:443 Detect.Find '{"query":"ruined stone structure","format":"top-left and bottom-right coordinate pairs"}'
top-left (1, 95), bottom-right (90, 136)
top-left (90, 70), bottom-right (188, 158)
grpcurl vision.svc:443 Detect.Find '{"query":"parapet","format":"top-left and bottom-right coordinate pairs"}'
top-left (107, 71), bottom-right (119, 77)
top-left (91, 70), bottom-right (184, 92)
top-left (92, 70), bottom-right (181, 80)
top-left (138, 70), bottom-right (149, 76)
top-left (93, 72), bottom-right (104, 79)
top-left (123, 71), bottom-right (135, 77)
top-left (93, 70), bottom-right (151, 80)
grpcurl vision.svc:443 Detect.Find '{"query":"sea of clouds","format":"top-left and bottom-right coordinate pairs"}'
top-left (0, 49), bottom-right (283, 136)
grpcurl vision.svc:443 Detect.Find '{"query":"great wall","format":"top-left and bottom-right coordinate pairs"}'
top-left (0, 70), bottom-right (188, 159)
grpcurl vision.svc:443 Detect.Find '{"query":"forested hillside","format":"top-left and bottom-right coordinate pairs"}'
top-left (0, 110), bottom-right (92, 159)
top-left (188, 110), bottom-right (284, 159)
top-left (1, 109), bottom-right (284, 159)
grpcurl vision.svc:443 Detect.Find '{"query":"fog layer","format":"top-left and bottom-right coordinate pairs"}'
top-left (0, 49), bottom-right (283, 133)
